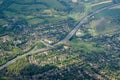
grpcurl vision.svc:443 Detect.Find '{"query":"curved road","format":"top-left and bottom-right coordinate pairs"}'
top-left (0, 3), bottom-right (120, 70)
top-left (53, 3), bottom-right (120, 46)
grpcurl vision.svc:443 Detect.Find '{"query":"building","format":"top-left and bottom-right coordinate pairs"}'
top-left (0, 36), bottom-right (10, 42)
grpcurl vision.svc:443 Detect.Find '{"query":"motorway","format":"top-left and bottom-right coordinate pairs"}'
top-left (0, 3), bottom-right (120, 71)
top-left (53, 3), bottom-right (120, 46)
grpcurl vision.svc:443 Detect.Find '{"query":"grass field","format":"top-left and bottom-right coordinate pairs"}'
top-left (87, 7), bottom-right (120, 36)
top-left (70, 39), bottom-right (104, 53)
top-left (0, 19), bottom-right (7, 26)
top-left (36, 0), bottom-right (66, 10)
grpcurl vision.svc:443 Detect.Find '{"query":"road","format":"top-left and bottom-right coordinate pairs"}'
top-left (40, 40), bottom-right (53, 48)
top-left (0, 3), bottom-right (120, 71)
top-left (53, 3), bottom-right (120, 46)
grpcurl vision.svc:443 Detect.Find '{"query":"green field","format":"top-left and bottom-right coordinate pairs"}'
top-left (87, 7), bottom-right (120, 35)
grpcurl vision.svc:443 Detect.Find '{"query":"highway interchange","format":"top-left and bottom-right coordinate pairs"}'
top-left (0, 3), bottom-right (120, 71)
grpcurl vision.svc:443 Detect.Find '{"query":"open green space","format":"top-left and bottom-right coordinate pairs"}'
top-left (87, 7), bottom-right (120, 35)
